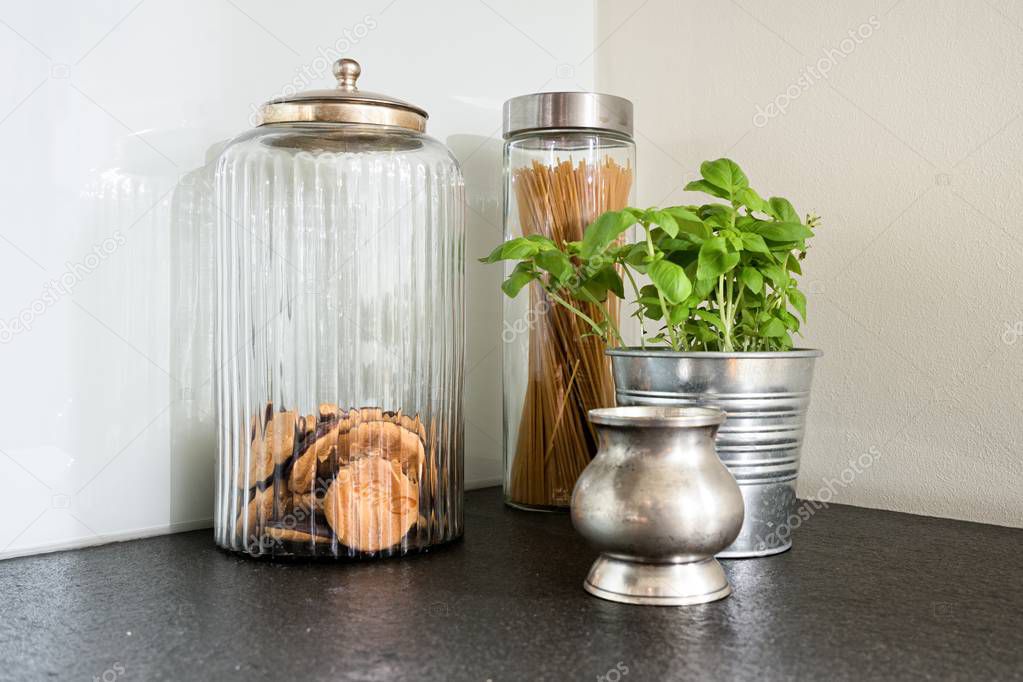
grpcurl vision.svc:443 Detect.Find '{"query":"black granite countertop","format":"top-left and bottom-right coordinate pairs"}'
top-left (1, 487), bottom-right (1020, 681)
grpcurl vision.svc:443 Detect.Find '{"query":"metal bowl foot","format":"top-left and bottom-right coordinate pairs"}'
top-left (583, 554), bottom-right (732, 606)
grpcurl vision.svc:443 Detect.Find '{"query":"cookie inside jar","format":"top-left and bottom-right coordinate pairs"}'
top-left (234, 403), bottom-right (428, 557)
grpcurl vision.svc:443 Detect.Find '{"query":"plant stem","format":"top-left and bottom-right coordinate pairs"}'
top-left (644, 225), bottom-right (681, 351)
top-left (716, 275), bottom-right (733, 352)
top-left (582, 291), bottom-right (625, 349)
top-left (622, 265), bottom-right (647, 349)
top-left (732, 284), bottom-right (744, 346)
top-left (546, 290), bottom-right (607, 342)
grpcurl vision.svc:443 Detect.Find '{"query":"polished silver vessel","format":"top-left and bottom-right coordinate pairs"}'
top-left (571, 407), bottom-right (744, 606)
top-left (608, 349), bottom-right (822, 558)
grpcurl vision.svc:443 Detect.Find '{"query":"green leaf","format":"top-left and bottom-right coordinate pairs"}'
top-left (685, 322), bottom-right (718, 343)
top-left (761, 316), bottom-right (787, 337)
top-left (581, 264), bottom-right (624, 303)
top-left (740, 232), bottom-right (770, 254)
top-left (696, 309), bottom-right (725, 330)
top-left (700, 204), bottom-right (735, 229)
top-left (699, 158), bottom-right (749, 199)
top-left (657, 234), bottom-right (703, 252)
top-left (643, 305), bottom-right (663, 321)
top-left (740, 267), bottom-right (764, 294)
top-left (788, 288), bottom-right (807, 320)
top-left (623, 243), bottom-right (649, 268)
top-left (787, 256), bottom-right (803, 275)
top-left (650, 210), bottom-right (680, 238)
top-left (648, 259), bottom-right (692, 305)
top-left (662, 206), bottom-right (709, 238)
top-left (621, 207), bottom-right (647, 223)
top-left (752, 220), bottom-right (814, 242)
top-left (481, 238), bottom-right (539, 263)
top-left (501, 264), bottom-right (536, 297)
top-left (779, 309), bottom-right (800, 332)
top-left (580, 210), bottom-right (635, 258)
top-left (761, 263), bottom-right (787, 288)
top-left (663, 206), bottom-right (702, 224)
top-left (594, 265), bottom-right (625, 299)
top-left (667, 304), bottom-right (689, 325)
top-left (684, 179), bottom-right (731, 200)
top-left (523, 234), bottom-right (558, 250)
top-left (736, 187), bottom-right (765, 213)
top-left (768, 197), bottom-right (799, 223)
top-left (693, 276), bottom-right (717, 299)
top-left (534, 249), bottom-right (572, 284)
top-left (697, 237), bottom-right (741, 280)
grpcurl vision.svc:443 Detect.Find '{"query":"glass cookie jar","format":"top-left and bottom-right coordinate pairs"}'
top-left (213, 58), bottom-right (465, 558)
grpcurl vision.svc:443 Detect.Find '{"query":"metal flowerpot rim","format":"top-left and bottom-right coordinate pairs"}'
top-left (606, 347), bottom-right (823, 360)
top-left (588, 405), bottom-right (726, 428)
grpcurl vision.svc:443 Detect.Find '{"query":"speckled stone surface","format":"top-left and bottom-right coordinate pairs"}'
top-left (0, 487), bottom-right (1020, 681)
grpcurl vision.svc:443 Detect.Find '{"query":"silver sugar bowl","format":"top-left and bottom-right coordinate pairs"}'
top-left (571, 407), bottom-right (744, 605)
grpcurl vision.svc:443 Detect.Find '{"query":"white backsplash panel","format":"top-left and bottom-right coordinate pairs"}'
top-left (0, 0), bottom-right (597, 558)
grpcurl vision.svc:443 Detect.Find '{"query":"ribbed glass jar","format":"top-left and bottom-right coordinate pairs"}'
top-left (213, 118), bottom-right (464, 558)
top-left (501, 92), bottom-right (635, 511)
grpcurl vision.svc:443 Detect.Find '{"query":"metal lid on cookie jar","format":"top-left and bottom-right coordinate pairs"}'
top-left (258, 57), bottom-right (428, 132)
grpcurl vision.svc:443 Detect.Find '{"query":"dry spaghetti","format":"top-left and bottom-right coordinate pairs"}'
top-left (508, 157), bottom-right (633, 507)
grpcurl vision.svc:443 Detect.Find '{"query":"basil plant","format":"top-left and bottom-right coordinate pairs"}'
top-left (482, 158), bottom-right (818, 352)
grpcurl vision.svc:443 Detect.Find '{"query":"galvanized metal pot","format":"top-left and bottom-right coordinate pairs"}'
top-left (608, 349), bottom-right (822, 558)
top-left (571, 407), bottom-right (744, 606)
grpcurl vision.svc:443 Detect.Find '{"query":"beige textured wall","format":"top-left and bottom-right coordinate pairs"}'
top-left (595, 0), bottom-right (1023, 526)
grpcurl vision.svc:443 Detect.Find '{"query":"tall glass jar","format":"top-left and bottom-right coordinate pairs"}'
top-left (501, 93), bottom-right (635, 510)
top-left (213, 58), bottom-right (464, 558)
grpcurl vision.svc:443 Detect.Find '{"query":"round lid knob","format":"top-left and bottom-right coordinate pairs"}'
top-left (334, 58), bottom-right (361, 91)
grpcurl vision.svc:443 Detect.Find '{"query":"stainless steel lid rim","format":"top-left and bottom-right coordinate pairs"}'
top-left (503, 91), bottom-right (634, 138)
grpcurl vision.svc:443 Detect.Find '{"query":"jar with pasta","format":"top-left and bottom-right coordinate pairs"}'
top-left (501, 93), bottom-right (635, 510)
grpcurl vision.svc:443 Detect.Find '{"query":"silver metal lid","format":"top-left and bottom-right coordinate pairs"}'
top-left (502, 92), bottom-right (633, 138)
top-left (258, 58), bottom-right (428, 132)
